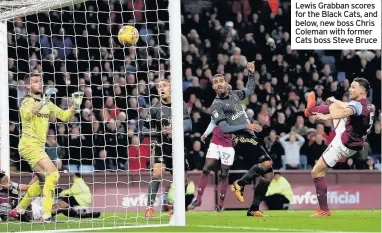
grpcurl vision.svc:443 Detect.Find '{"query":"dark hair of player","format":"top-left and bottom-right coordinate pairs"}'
top-left (74, 172), bottom-right (82, 178)
top-left (212, 74), bottom-right (225, 80)
top-left (353, 77), bottom-right (370, 93)
top-left (0, 170), bottom-right (6, 180)
top-left (24, 73), bottom-right (40, 85)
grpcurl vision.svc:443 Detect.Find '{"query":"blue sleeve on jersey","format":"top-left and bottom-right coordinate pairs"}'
top-left (347, 101), bottom-right (362, 116)
top-left (218, 121), bottom-right (247, 133)
top-left (203, 119), bottom-right (216, 136)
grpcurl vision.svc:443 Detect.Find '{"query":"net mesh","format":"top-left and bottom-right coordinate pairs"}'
top-left (4, 0), bottom-right (174, 231)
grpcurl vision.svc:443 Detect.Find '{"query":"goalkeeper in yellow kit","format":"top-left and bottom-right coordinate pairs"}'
top-left (10, 73), bottom-right (83, 222)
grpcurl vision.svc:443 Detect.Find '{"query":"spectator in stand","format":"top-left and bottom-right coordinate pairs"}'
top-left (272, 112), bottom-right (288, 136)
top-left (189, 140), bottom-right (205, 170)
top-left (279, 132), bottom-right (305, 170)
top-left (291, 116), bottom-right (309, 136)
top-left (308, 123), bottom-right (329, 145)
top-left (101, 97), bottom-right (120, 121)
top-left (128, 136), bottom-right (149, 171)
top-left (68, 126), bottom-right (83, 172)
top-left (307, 134), bottom-right (327, 168)
top-left (265, 130), bottom-right (284, 169)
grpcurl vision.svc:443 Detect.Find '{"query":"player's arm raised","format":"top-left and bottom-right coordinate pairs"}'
top-left (312, 100), bottom-right (362, 121)
top-left (20, 88), bottom-right (58, 118)
top-left (231, 61), bottom-right (256, 100)
top-left (49, 91), bottom-right (84, 122)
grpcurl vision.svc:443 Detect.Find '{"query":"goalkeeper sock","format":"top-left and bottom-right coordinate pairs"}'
top-left (147, 177), bottom-right (161, 207)
top-left (17, 180), bottom-right (42, 210)
top-left (42, 171), bottom-right (60, 217)
top-left (237, 164), bottom-right (264, 186)
top-left (249, 177), bottom-right (270, 211)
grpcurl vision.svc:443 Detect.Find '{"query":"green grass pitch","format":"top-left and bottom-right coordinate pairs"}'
top-left (1, 210), bottom-right (380, 232)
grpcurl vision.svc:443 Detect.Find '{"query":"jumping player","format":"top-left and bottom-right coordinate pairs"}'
top-left (10, 73), bottom-right (83, 222)
top-left (187, 120), bottom-right (233, 212)
top-left (306, 77), bottom-right (375, 217)
top-left (210, 62), bottom-right (274, 217)
top-left (188, 85), bottom-right (234, 212)
top-left (144, 79), bottom-right (192, 218)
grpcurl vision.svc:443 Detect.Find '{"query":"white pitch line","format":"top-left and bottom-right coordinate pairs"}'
top-left (11, 224), bottom-right (170, 233)
top-left (193, 224), bottom-right (363, 233)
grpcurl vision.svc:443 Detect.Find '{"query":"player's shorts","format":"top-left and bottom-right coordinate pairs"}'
top-left (322, 120), bottom-right (357, 167)
top-left (233, 135), bottom-right (272, 172)
top-left (31, 197), bottom-right (43, 220)
top-left (206, 143), bottom-right (235, 166)
top-left (19, 142), bottom-right (49, 168)
top-left (151, 143), bottom-right (173, 169)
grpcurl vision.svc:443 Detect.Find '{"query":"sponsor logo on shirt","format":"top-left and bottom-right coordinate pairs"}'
top-left (231, 104), bottom-right (244, 120)
top-left (36, 113), bottom-right (49, 118)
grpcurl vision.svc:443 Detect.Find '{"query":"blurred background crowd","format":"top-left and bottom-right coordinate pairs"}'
top-left (6, 0), bottom-right (381, 173)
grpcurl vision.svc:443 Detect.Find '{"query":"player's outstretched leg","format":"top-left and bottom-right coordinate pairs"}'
top-left (311, 157), bottom-right (331, 217)
top-left (145, 163), bottom-right (165, 218)
top-left (232, 160), bottom-right (272, 203)
top-left (10, 177), bottom-right (41, 222)
top-left (188, 158), bottom-right (216, 210)
top-left (216, 165), bottom-right (230, 213)
top-left (247, 171), bottom-right (272, 217)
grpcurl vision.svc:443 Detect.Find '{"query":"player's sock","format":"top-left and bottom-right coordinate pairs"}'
top-left (17, 180), bottom-right (42, 210)
top-left (249, 177), bottom-right (270, 211)
top-left (147, 177), bottom-right (161, 206)
top-left (313, 177), bottom-right (329, 211)
top-left (42, 171), bottom-right (60, 217)
top-left (237, 164), bottom-right (264, 186)
top-left (196, 171), bottom-right (209, 202)
top-left (218, 177), bottom-right (228, 206)
top-left (309, 105), bottom-right (330, 114)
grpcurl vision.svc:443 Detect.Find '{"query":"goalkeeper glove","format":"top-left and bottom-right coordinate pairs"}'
top-left (41, 88), bottom-right (58, 106)
top-left (71, 92), bottom-right (84, 110)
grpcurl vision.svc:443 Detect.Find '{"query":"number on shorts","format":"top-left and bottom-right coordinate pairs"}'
top-left (221, 152), bottom-right (230, 163)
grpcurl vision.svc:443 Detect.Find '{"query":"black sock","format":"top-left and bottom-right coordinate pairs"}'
top-left (249, 177), bottom-right (270, 211)
top-left (237, 164), bottom-right (264, 186)
top-left (147, 178), bottom-right (161, 206)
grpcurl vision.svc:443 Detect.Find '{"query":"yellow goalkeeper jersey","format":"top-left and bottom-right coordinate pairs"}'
top-left (19, 95), bottom-right (74, 147)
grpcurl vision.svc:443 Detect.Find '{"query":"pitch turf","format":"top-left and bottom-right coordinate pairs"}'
top-left (1, 210), bottom-right (380, 232)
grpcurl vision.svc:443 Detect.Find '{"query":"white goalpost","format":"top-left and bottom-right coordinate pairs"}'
top-left (0, 0), bottom-right (185, 231)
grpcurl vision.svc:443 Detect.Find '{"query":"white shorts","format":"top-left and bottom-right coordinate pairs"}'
top-left (31, 197), bottom-right (43, 220)
top-left (322, 120), bottom-right (356, 167)
top-left (206, 143), bottom-right (235, 166)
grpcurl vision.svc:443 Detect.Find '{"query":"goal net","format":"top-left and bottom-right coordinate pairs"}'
top-left (1, 0), bottom-right (185, 232)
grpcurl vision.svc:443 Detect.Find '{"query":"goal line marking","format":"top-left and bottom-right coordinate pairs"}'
top-left (13, 224), bottom-right (170, 233)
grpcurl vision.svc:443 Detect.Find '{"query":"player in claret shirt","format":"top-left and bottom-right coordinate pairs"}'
top-left (144, 79), bottom-right (192, 218)
top-left (306, 77), bottom-right (375, 217)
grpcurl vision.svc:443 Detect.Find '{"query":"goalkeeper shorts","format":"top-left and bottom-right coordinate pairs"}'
top-left (19, 144), bottom-right (49, 168)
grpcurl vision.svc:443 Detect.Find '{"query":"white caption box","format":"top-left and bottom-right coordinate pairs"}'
top-left (291, 0), bottom-right (381, 50)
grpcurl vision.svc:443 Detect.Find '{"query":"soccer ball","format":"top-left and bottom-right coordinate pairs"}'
top-left (118, 25), bottom-right (139, 45)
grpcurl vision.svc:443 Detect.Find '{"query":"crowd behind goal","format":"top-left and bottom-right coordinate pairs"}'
top-left (6, 0), bottom-right (381, 174)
